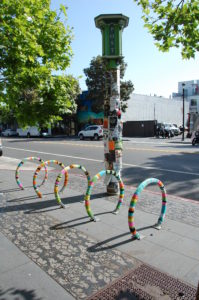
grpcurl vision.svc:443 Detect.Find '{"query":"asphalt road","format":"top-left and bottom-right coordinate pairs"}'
top-left (1, 135), bottom-right (199, 201)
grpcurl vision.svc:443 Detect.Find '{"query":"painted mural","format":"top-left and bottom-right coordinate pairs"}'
top-left (77, 91), bottom-right (104, 126)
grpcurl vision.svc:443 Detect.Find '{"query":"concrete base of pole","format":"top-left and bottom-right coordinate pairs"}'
top-left (106, 181), bottom-right (119, 195)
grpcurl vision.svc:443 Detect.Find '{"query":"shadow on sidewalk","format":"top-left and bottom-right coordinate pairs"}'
top-left (0, 192), bottom-right (111, 215)
top-left (87, 225), bottom-right (155, 252)
top-left (50, 210), bottom-right (114, 230)
top-left (0, 186), bottom-right (33, 193)
top-left (0, 287), bottom-right (41, 300)
top-left (7, 193), bottom-right (54, 203)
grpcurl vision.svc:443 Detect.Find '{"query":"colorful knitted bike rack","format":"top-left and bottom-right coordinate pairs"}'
top-left (84, 170), bottom-right (124, 222)
top-left (128, 178), bottom-right (167, 240)
top-left (15, 157), bottom-right (48, 190)
top-left (33, 160), bottom-right (68, 203)
top-left (54, 164), bottom-right (91, 208)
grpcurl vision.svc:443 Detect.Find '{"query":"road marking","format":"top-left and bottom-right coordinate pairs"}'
top-left (5, 138), bottom-right (196, 154)
top-left (4, 146), bottom-right (199, 177)
top-left (122, 162), bottom-right (199, 175)
top-left (125, 147), bottom-right (180, 153)
top-left (32, 140), bottom-right (197, 154)
top-left (34, 141), bottom-right (103, 148)
top-left (4, 146), bottom-right (103, 163)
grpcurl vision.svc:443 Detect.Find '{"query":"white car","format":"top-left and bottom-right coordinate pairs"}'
top-left (164, 123), bottom-right (180, 136)
top-left (78, 125), bottom-right (103, 140)
top-left (2, 129), bottom-right (17, 136)
top-left (172, 124), bottom-right (181, 136)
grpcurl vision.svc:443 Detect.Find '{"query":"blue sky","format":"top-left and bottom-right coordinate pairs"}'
top-left (51, 0), bottom-right (199, 98)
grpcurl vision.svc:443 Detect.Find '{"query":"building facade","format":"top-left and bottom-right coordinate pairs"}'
top-left (172, 80), bottom-right (199, 109)
top-left (77, 91), bottom-right (189, 137)
top-left (123, 93), bottom-right (189, 126)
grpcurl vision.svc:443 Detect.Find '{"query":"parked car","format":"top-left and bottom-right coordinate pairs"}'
top-left (40, 129), bottom-right (50, 137)
top-left (164, 123), bottom-right (180, 136)
top-left (40, 131), bottom-right (49, 137)
top-left (78, 125), bottom-right (103, 140)
top-left (2, 129), bottom-right (18, 137)
top-left (0, 137), bottom-right (2, 156)
top-left (172, 124), bottom-right (181, 135)
top-left (156, 123), bottom-right (174, 138)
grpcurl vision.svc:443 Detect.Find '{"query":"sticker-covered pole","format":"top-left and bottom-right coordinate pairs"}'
top-left (95, 14), bottom-right (129, 194)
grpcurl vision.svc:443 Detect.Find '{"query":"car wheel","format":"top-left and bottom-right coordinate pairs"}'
top-left (27, 132), bottom-right (30, 138)
top-left (192, 138), bottom-right (196, 146)
top-left (0, 149), bottom-right (2, 156)
top-left (94, 133), bottom-right (99, 140)
top-left (79, 134), bottom-right (84, 140)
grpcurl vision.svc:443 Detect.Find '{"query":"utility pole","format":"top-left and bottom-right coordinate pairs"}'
top-left (95, 14), bottom-right (129, 194)
top-left (182, 83), bottom-right (185, 141)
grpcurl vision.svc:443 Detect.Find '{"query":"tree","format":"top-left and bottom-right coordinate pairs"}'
top-left (0, 103), bottom-right (15, 124)
top-left (0, 0), bottom-right (80, 127)
top-left (14, 75), bottom-right (80, 127)
top-left (84, 56), bottom-right (134, 113)
top-left (134, 0), bottom-right (199, 58)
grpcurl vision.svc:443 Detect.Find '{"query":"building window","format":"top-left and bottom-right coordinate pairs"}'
top-left (190, 99), bottom-right (197, 107)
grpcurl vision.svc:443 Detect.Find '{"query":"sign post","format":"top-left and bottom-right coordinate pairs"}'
top-left (95, 14), bottom-right (129, 194)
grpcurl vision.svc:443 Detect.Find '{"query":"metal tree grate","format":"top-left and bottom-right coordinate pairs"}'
top-left (87, 264), bottom-right (197, 300)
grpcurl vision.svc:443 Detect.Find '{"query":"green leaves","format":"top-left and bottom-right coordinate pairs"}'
top-left (134, 0), bottom-right (199, 58)
top-left (84, 56), bottom-right (134, 113)
top-left (0, 0), bottom-right (80, 126)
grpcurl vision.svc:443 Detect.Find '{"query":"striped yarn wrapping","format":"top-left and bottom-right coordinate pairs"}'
top-left (128, 178), bottom-right (167, 240)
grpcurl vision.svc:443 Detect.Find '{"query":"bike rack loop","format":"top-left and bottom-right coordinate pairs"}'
top-left (33, 160), bottom-right (68, 201)
top-left (54, 164), bottom-right (91, 208)
top-left (84, 170), bottom-right (124, 222)
top-left (128, 178), bottom-right (167, 240)
top-left (15, 157), bottom-right (48, 190)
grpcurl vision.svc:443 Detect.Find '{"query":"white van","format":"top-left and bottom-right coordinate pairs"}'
top-left (17, 126), bottom-right (40, 137)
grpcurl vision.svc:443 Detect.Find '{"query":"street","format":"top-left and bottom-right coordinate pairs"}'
top-left (1, 135), bottom-right (199, 201)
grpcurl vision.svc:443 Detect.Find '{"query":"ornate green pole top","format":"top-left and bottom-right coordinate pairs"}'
top-left (94, 14), bottom-right (129, 64)
top-left (95, 14), bottom-right (129, 28)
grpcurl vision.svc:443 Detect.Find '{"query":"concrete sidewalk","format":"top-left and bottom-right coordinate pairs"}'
top-left (0, 156), bottom-right (198, 299)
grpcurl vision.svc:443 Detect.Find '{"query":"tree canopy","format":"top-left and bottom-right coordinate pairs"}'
top-left (0, 103), bottom-right (15, 125)
top-left (83, 56), bottom-right (134, 113)
top-left (134, 0), bottom-right (199, 58)
top-left (0, 0), bottom-right (80, 127)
